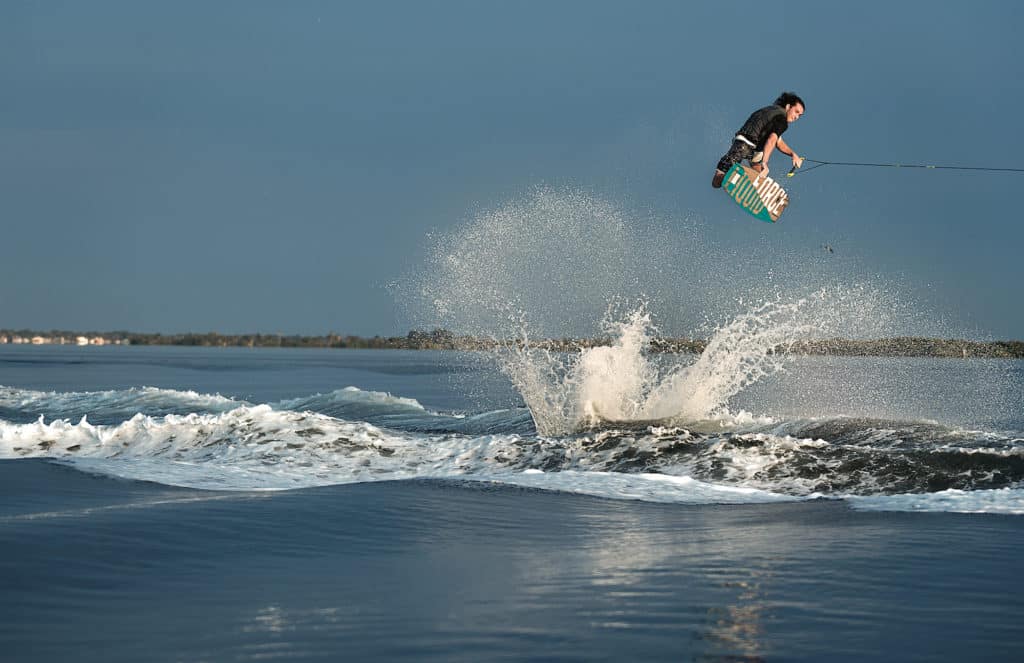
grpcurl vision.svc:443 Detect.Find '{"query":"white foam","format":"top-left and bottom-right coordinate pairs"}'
top-left (0, 404), bottom-right (795, 502)
top-left (849, 488), bottom-right (1024, 515)
top-left (0, 406), bottom-right (532, 490)
top-left (481, 469), bottom-right (797, 505)
top-left (275, 386), bottom-right (426, 413)
top-left (0, 385), bottom-right (242, 414)
top-left (2, 399), bottom-right (1020, 514)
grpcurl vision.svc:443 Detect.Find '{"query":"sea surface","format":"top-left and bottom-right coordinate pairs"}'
top-left (2, 344), bottom-right (1023, 661)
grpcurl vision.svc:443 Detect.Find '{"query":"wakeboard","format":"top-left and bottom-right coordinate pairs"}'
top-left (721, 162), bottom-right (790, 223)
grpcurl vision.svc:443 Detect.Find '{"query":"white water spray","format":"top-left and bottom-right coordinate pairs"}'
top-left (410, 188), bottom-right (902, 435)
top-left (501, 295), bottom-right (826, 436)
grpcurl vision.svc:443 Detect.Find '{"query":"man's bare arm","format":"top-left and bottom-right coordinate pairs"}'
top-left (777, 137), bottom-right (804, 168)
top-left (758, 133), bottom-right (780, 171)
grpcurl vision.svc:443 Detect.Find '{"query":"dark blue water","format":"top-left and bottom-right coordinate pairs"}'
top-left (3, 461), bottom-right (1023, 662)
top-left (0, 345), bottom-right (510, 410)
top-left (1, 345), bottom-right (1023, 661)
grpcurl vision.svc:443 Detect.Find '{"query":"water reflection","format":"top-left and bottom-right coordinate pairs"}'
top-left (700, 571), bottom-right (770, 662)
top-left (503, 503), bottom-right (781, 660)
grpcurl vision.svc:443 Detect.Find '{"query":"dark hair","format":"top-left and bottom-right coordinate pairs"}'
top-left (774, 91), bottom-right (805, 109)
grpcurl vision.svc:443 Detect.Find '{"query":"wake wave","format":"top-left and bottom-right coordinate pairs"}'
top-left (277, 386), bottom-right (534, 435)
top-left (0, 385), bottom-right (243, 425)
top-left (0, 386), bottom-right (1021, 514)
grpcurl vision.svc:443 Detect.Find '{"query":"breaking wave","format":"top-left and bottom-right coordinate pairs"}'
top-left (0, 381), bottom-right (1021, 513)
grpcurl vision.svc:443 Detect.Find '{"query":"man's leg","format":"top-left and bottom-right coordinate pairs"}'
top-left (713, 141), bottom-right (751, 188)
top-left (748, 150), bottom-right (765, 173)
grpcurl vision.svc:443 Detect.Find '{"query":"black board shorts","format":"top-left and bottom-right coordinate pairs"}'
top-left (716, 139), bottom-right (764, 172)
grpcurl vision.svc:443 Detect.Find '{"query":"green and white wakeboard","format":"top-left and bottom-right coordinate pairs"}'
top-left (722, 162), bottom-right (790, 223)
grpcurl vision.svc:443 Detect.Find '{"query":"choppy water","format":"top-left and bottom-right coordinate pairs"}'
top-left (1, 340), bottom-right (1021, 515)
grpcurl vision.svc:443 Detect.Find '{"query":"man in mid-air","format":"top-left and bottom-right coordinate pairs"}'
top-left (712, 92), bottom-right (805, 188)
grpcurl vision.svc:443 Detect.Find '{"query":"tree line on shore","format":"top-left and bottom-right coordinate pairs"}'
top-left (2, 328), bottom-right (1022, 358)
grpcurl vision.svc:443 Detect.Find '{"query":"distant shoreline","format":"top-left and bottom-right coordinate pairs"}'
top-left (2, 329), bottom-right (1023, 358)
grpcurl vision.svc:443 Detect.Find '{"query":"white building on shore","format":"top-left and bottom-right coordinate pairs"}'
top-left (1, 333), bottom-right (126, 346)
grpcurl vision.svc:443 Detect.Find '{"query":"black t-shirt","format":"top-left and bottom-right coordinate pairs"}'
top-left (736, 105), bottom-right (788, 149)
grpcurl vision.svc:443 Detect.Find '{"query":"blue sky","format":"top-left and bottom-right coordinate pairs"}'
top-left (2, 1), bottom-right (1022, 337)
